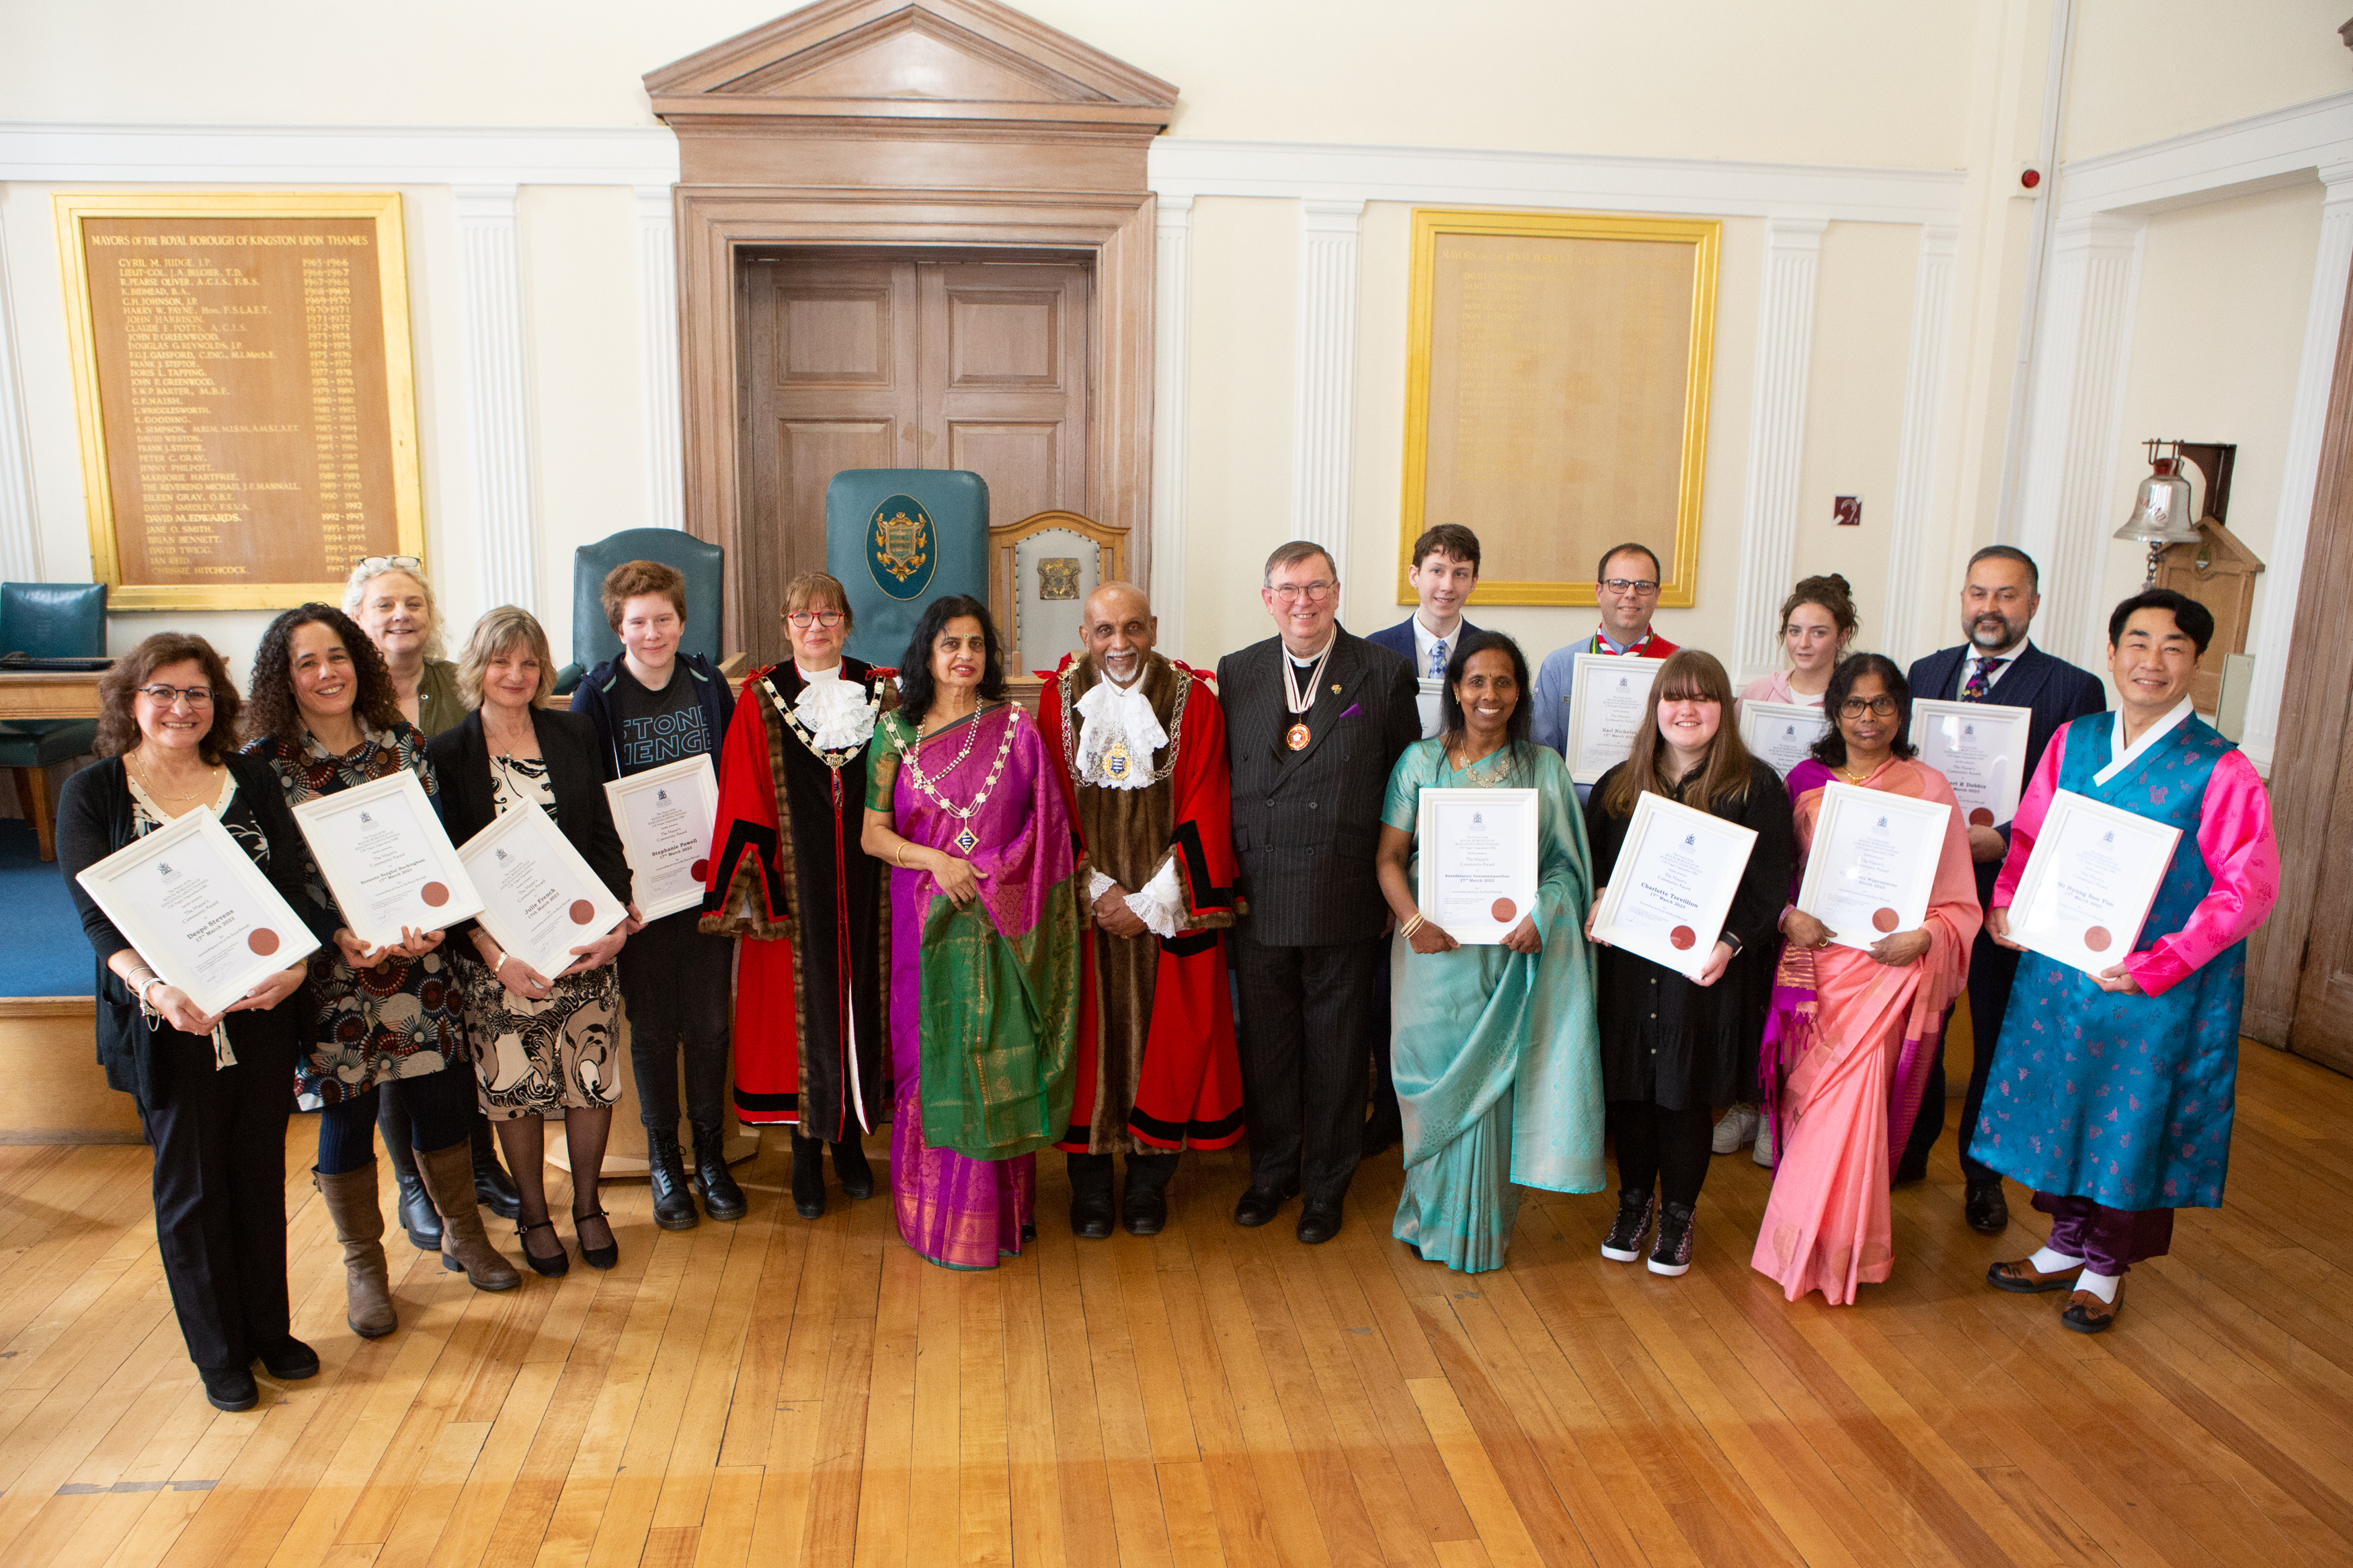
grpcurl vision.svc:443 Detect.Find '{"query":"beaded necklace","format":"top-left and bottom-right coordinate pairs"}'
top-left (892, 701), bottom-right (1020, 855)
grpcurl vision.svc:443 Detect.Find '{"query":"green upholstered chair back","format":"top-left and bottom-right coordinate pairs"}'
top-left (823, 470), bottom-right (990, 669)
top-left (0, 582), bottom-right (107, 659)
top-left (561, 530), bottom-right (723, 690)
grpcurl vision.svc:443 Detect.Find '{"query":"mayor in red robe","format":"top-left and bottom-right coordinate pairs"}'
top-left (1037, 581), bottom-right (1245, 1238)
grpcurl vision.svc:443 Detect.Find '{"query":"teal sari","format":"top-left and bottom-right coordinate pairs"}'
top-left (1384, 739), bottom-right (1603, 1272)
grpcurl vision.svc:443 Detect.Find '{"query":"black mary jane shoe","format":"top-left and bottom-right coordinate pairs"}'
top-left (516, 1216), bottom-right (570, 1278)
top-left (833, 1134), bottom-right (875, 1200)
top-left (200, 1364), bottom-right (259, 1412)
top-left (571, 1205), bottom-right (619, 1271)
top-left (254, 1336), bottom-right (320, 1381)
top-left (790, 1133), bottom-right (827, 1221)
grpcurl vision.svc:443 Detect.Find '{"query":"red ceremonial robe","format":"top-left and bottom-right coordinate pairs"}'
top-left (1039, 651), bottom-right (1245, 1153)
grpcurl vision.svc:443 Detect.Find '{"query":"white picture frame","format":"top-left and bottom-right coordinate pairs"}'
top-left (1794, 782), bottom-right (1952, 952)
top-left (1739, 699), bottom-right (1830, 780)
top-left (1588, 790), bottom-right (1757, 980)
top-left (1414, 786), bottom-right (1540, 945)
top-left (1564, 653), bottom-right (1664, 786)
top-left (291, 770), bottom-right (482, 950)
top-left (1912, 698), bottom-right (2032, 829)
top-left (603, 754), bottom-right (720, 923)
top-left (454, 802), bottom-right (630, 981)
top-left (2005, 788), bottom-right (2182, 978)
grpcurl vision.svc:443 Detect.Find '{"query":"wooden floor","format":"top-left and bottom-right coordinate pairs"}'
top-left (3, 1038), bottom-right (2352, 1568)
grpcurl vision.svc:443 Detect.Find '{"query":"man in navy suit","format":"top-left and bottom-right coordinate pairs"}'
top-left (1903, 544), bottom-right (2106, 1231)
top-left (1359, 524), bottom-right (1483, 1155)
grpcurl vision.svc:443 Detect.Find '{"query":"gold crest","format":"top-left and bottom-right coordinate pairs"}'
top-left (1037, 556), bottom-right (1081, 601)
top-left (873, 509), bottom-right (930, 585)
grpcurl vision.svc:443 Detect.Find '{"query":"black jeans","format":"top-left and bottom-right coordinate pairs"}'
top-left (1610, 1100), bottom-right (1714, 1209)
top-left (141, 1028), bottom-right (296, 1371)
top-left (1232, 929), bottom-right (1379, 1206)
top-left (315, 1062), bottom-right (477, 1175)
top-left (619, 908), bottom-right (734, 1136)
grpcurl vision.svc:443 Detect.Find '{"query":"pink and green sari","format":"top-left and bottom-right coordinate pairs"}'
top-left (867, 702), bottom-right (1082, 1269)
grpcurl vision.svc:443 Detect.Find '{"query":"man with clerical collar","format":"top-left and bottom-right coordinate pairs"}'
top-left (1901, 544), bottom-right (2105, 1230)
top-left (1218, 541), bottom-right (1419, 1243)
top-left (1037, 582), bottom-right (1246, 1238)
top-left (1531, 541), bottom-right (1681, 800)
top-left (1979, 589), bottom-right (2276, 1333)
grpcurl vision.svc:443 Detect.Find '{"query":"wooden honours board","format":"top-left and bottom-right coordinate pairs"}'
top-left (54, 192), bottom-right (424, 610)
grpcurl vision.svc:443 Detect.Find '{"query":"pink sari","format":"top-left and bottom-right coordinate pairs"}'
top-left (1753, 757), bottom-right (1980, 1304)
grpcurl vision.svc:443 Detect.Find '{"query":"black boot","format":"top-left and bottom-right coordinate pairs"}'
top-left (1068, 1152), bottom-right (1115, 1239)
top-left (387, 1137), bottom-right (441, 1251)
top-left (692, 1123), bottom-right (748, 1221)
top-left (471, 1116), bottom-right (522, 1221)
top-left (833, 1131), bottom-right (875, 1200)
top-left (1122, 1151), bottom-right (1178, 1237)
top-left (790, 1132), bottom-right (826, 1219)
top-left (647, 1128), bottom-right (700, 1231)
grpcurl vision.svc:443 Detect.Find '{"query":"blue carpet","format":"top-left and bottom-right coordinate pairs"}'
top-left (0, 818), bottom-right (92, 996)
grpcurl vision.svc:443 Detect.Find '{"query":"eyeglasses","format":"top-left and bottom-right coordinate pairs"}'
top-left (136, 684), bottom-right (216, 708)
top-left (1838, 695), bottom-right (1899, 717)
top-left (785, 610), bottom-right (845, 629)
top-left (356, 554), bottom-right (422, 574)
top-left (1599, 578), bottom-right (1661, 596)
top-left (1267, 581), bottom-right (1335, 604)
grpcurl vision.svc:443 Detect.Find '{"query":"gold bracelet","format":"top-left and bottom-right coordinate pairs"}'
top-left (895, 841), bottom-right (908, 868)
top-left (1400, 913), bottom-right (1425, 938)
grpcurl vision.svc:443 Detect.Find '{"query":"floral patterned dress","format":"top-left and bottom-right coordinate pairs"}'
top-left (460, 753), bottom-right (623, 1119)
top-left (246, 725), bottom-right (467, 1110)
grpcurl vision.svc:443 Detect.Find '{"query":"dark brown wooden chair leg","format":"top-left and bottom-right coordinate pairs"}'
top-left (14, 764), bottom-right (57, 862)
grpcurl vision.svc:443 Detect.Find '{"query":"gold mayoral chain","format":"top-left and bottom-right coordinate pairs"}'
top-left (1059, 663), bottom-right (1190, 788)
top-left (1281, 634), bottom-right (1336, 751)
top-left (895, 704), bottom-right (1022, 856)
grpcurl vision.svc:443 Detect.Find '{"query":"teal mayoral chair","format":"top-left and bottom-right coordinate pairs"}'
top-left (1, 581), bottom-right (108, 861)
top-left (556, 530), bottom-right (727, 696)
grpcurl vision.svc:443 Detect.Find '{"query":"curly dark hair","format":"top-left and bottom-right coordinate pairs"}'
top-left (243, 603), bottom-right (405, 746)
top-left (1438, 630), bottom-right (1533, 756)
top-left (895, 595), bottom-right (1006, 726)
top-left (95, 633), bottom-right (241, 764)
top-left (1809, 653), bottom-right (1918, 769)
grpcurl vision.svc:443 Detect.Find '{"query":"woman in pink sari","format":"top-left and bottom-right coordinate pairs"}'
top-left (1754, 654), bottom-right (1979, 1304)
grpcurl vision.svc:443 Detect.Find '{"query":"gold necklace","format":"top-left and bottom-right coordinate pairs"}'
top-left (130, 749), bottom-right (223, 808)
top-left (1837, 755), bottom-right (1886, 784)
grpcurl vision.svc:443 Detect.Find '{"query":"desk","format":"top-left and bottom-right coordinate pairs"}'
top-left (0, 670), bottom-right (108, 723)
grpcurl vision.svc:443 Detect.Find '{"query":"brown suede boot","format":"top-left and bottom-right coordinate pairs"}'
top-left (313, 1163), bottom-right (398, 1339)
top-left (417, 1141), bottom-right (521, 1292)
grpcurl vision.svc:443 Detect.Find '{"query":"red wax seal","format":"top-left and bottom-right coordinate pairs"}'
top-left (247, 928), bottom-right (280, 956)
top-left (1872, 907), bottom-right (1899, 933)
top-left (2083, 926), bottom-right (2112, 952)
top-left (1669, 925), bottom-right (1696, 951)
top-left (1489, 898), bottom-right (1517, 923)
top-left (1968, 807), bottom-right (1995, 827)
top-left (569, 899), bottom-right (596, 925)
top-left (691, 858), bottom-right (710, 882)
top-left (420, 881), bottom-right (449, 908)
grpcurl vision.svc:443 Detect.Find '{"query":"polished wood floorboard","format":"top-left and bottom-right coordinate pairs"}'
top-left (2, 1036), bottom-right (2350, 1567)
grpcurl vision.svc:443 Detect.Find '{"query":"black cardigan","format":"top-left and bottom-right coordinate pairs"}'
top-left (56, 753), bottom-right (335, 1112)
top-left (425, 707), bottom-right (634, 960)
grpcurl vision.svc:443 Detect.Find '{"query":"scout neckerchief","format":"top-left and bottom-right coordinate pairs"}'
top-left (1280, 632), bottom-right (1336, 752)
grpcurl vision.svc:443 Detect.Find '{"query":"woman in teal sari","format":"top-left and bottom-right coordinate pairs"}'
top-left (1374, 632), bottom-right (1603, 1272)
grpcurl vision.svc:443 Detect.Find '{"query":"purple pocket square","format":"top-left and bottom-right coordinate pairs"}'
top-left (1339, 702), bottom-right (1364, 718)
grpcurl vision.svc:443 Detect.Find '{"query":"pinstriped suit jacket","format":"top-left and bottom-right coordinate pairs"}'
top-left (1218, 626), bottom-right (1420, 948)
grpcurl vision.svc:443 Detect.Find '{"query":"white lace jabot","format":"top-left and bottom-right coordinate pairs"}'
top-left (1073, 675), bottom-right (1167, 792)
top-left (791, 664), bottom-right (877, 752)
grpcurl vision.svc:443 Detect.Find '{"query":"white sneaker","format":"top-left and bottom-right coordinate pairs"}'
top-left (1753, 1117), bottom-right (1775, 1167)
top-left (1712, 1104), bottom-right (1761, 1155)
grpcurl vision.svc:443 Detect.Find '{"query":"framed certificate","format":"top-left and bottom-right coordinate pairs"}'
top-left (74, 808), bottom-right (320, 1016)
top-left (1414, 786), bottom-right (1539, 944)
top-left (604, 755), bottom-right (719, 922)
top-left (1913, 700), bottom-right (2032, 828)
top-left (454, 802), bottom-right (630, 981)
top-left (1589, 791), bottom-right (1757, 979)
top-left (1794, 782), bottom-right (1952, 952)
top-left (2006, 789), bottom-right (2182, 977)
top-left (1564, 653), bottom-right (1663, 785)
top-left (292, 771), bottom-right (481, 950)
top-left (1739, 700), bottom-right (1830, 779)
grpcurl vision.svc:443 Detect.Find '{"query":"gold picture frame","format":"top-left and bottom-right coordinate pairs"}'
top-left (1398, 208), bottom-right (1718, 608)
top-left (53, 190), bottom-right (425, 611)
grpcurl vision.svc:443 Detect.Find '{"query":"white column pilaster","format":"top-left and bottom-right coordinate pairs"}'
top-left (635, 185), bottom-right (682, 533)
top-left (2240, 162), bottom-right (2353, 773)
top-left (454, 183), bottom-right (537, 610)
top-left (1151, 195), bottom-right (1193, 659)
top-left (1731, 217), bottom-right (1826, 682)
top-left (1880, 224), bottom-right (1960, 667)
top-left (1290, 199), bottom-right (1363, 583)
top-left (0, 205), bottom-right (41, 581)
top-left (2013, 214), bottom-right (2145, 669)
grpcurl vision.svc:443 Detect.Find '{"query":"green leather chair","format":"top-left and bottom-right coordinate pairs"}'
top-left (554, 530), bottom-right (725, 696)
top-left (1, 581), bottom-right (107, 862)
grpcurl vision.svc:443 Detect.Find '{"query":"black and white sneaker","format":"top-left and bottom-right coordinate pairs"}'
top-left (1599, 1190), bottom-right (1654, 1262)
top-left (1648, 1200), bottom-right (1696, 1276)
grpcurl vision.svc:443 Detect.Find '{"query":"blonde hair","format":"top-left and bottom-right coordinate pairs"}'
top-left (455, 606), bottom-right (555, 709)
top-left (342, 561), bottom-right (446, 663)
top-left (782, 569), bottom-right (854, 630)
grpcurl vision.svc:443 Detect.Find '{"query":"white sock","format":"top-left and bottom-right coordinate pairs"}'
top-left (2076, 1269), bottom-right (2121, 1304)
top-left (2028, 1245), bottom-right (2083, 1274)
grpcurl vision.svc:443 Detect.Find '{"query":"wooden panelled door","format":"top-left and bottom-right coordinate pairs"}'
top-left (739, 253), bottom-right (1091, 669)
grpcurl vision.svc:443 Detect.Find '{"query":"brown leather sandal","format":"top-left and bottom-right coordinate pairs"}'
top-left (1985, 1256), bottom-right (2083, 1294)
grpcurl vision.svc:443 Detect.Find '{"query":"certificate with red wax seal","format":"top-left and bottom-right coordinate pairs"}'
top-left (292, 770), bottom-right (481, 950)
top-left (1794, 782), bottom-right (1950, 953)
top-left (75, 806), bottom-right (320, 1016)
top-left (455, 800), bottom-right (629, 982)
top-left (604, 755), bottom-right (719, 923)
top-left (1588, 792), bottom-right (1756, 980)
top-left (1913, 699), bottom-right (2030, 830)
top-left (1412, 786), bottom-right (1538, 946)
top-left (2005, 788), bottom-right (2180, 978)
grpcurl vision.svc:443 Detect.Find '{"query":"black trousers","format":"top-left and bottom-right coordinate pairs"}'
top-left (1609, 1100), bottom-right (1713, 1209)
top-left (1899, 920), bottom-right (2020, 1183)
top-left (619, 909), bottom-right (735, 1134)
top-left (1232, 927), bottom-right (1379, 1206)
top-left (139, 1030), bottom-right (296, 1372)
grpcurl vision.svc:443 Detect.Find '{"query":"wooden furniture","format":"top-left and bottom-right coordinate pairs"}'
top-left (645, 0), bottom-right (1173, 660)
top-left (0, 999), bottom-right (142, 1143)
top-left (2155, 519), bottom-right (2264, 715)
top-left (0, 668), bottom-right (106, 722)
top-left (988, 508), bottom-right (1128, 676)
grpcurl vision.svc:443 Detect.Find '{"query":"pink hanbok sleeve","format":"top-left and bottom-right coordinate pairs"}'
top-left (2122, 749), bottom-right (2279, 997)
top-left (1991, 729), bottom-right (2069, 907)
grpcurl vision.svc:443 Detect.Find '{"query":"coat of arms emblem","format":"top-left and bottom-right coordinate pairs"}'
top-left (1037, 556), bottom-right (1082, 601)
top-left (867, 493), bottom-right (937, 601)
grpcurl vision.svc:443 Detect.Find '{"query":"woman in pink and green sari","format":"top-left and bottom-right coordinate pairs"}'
top-left (1755, 655), bottom-right (1980, 1304)
top-left (861, 596), bottom-right (1084, 1269)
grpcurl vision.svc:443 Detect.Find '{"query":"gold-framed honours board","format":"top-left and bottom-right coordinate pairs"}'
top-left (1398, 208), bottom-right (1719, 609)
top-left (53, 192), bottom-right (425, 610)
